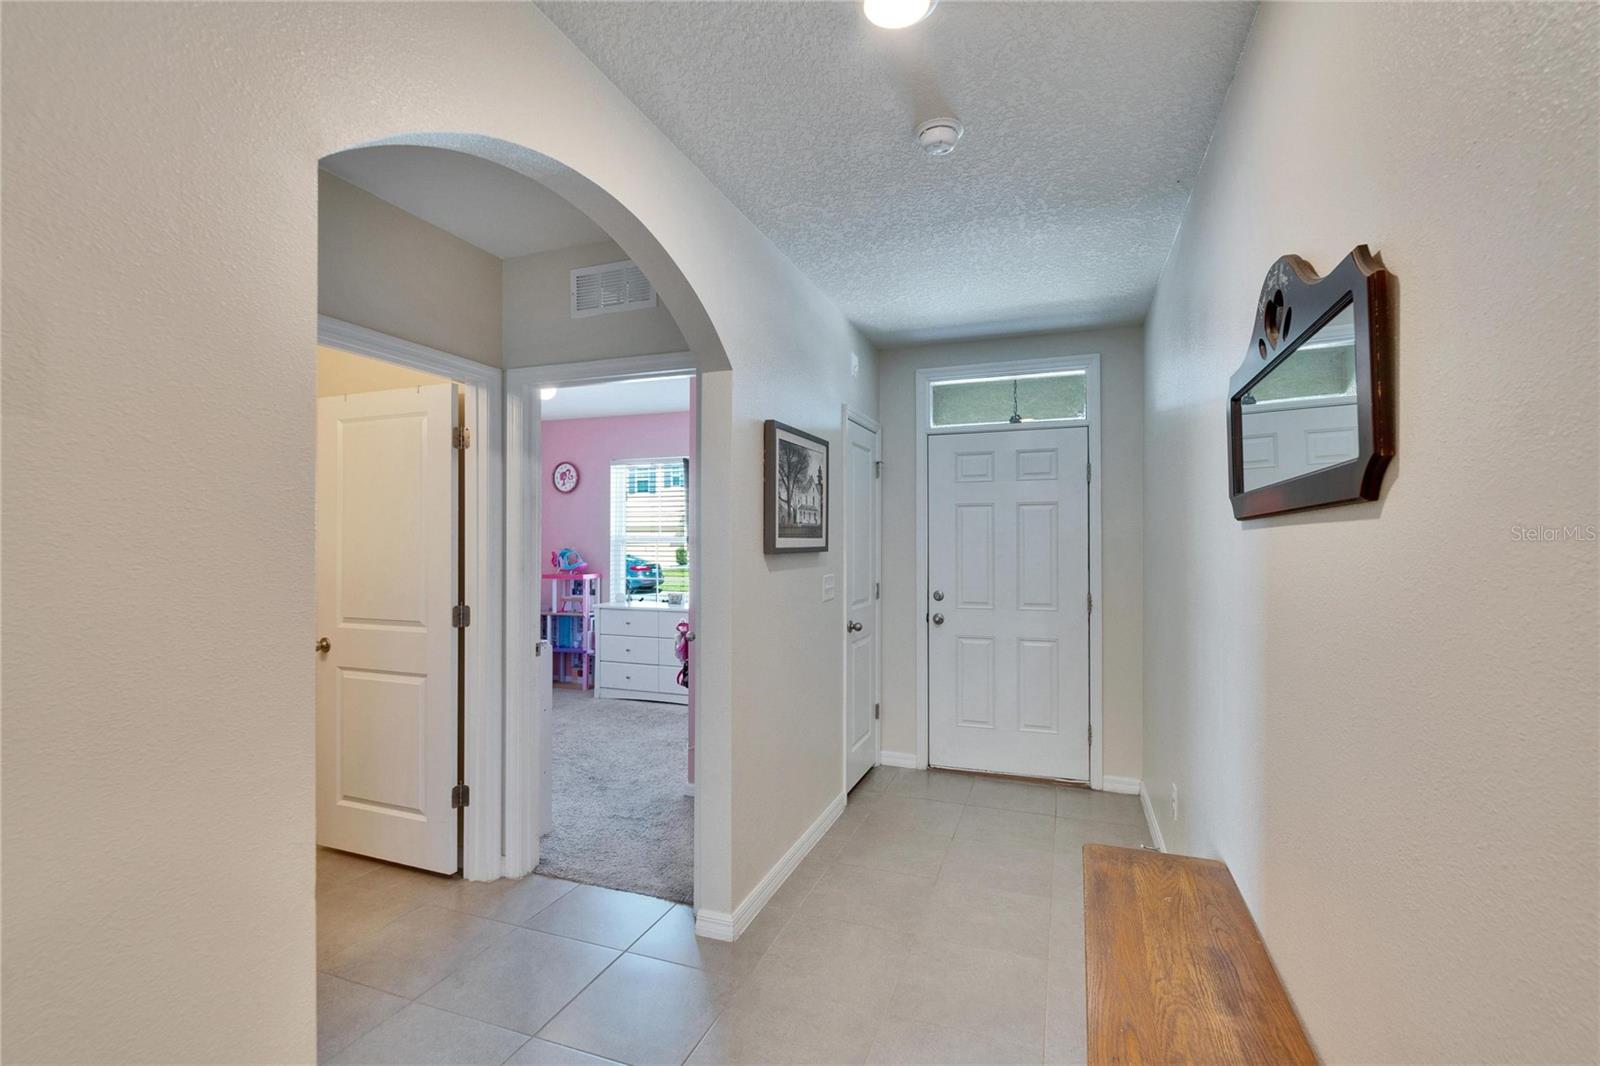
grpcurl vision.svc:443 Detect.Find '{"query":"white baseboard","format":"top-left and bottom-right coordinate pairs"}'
top-left (1139, 782), bottom-right (1167, 852)
top-left (878, 750), bottom-right (919, 769)
top-left (693, 906), bottom-right (737, 942)
top-left (694, 791), bottom-right (845, 943)
top-left (1101, 774), bottom-right (1141, 795)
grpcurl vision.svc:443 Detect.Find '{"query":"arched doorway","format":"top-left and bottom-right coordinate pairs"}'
top-left (313, 133), bottom-right (736, 922)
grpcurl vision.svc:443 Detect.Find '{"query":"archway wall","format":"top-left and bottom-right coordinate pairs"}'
top-left (318, 168), bottom-right (507, 368)
top-left (1, 4), bottom-right (874, 1063)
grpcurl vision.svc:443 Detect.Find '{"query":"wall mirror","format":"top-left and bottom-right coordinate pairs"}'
top-left (1229, 246), bottom-right (1395, 519)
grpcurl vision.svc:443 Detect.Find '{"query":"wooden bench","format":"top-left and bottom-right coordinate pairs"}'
top-left (1083, 844), bottom-right (1318, 1065)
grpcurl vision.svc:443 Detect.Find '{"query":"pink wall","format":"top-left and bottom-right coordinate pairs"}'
top-left (541, 411), bottom-right (691, 602)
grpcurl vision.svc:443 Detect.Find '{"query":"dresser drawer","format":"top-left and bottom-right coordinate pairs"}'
top-left (597, 609), bottom-right (653, 637)
top-left (598, 662), bottom-right (656, 692)
top-left (602, 635), bottom-right (667, 666)
top-left (656, 612), bottom-right (690, 638)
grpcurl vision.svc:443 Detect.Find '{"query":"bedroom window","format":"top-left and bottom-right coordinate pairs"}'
top-left (609, 458), bottom-right (689, 603)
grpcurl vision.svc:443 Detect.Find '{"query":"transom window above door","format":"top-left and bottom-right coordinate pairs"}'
top-left (931, 369), bottom-right (1087, 428)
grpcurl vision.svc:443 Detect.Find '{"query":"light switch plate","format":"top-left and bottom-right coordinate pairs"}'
top-left (822, 573), bottom-right (836, 601)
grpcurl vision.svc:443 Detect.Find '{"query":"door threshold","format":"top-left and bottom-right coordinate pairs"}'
top-left (928, 763), bottom-right (1088, 788)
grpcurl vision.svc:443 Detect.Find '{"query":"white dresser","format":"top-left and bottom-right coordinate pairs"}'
top-left (594, 603), bottom-right (689, 704)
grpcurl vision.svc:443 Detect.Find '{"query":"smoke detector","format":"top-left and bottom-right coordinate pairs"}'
top-left (916, 118), bottom-right (963, 157)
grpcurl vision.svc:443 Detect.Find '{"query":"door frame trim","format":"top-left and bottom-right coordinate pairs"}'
top-left (841, 404), bottom-right (883, 793)
top-left (913, 353), bottom-right (1103, 790)
top-left (504, 355), bottom-right (706, 895)
top-left (317, 316), bottom-right (506, 880)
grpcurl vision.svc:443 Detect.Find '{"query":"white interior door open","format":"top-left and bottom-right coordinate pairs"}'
top-left (844, 414), bottom-right (881, 790)
top-left (927, 427), bottom-right (1089, 780)
top-left (316, 383), bottom-right (461, 874)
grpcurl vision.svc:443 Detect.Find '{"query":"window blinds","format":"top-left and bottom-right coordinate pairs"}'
top-left (608, 457), bottom-right (689, 602)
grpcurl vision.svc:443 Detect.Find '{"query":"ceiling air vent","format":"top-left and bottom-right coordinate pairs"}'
top-left (570, 259), bottom-right (657, 318)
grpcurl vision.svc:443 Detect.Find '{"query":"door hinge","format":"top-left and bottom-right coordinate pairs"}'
top-left (451, 783), bottom-right (470, 809)
top-left (1086, 592), bottom-right (1093, 617)
top-left (1088, 722), bottom-right (1093, 746)
top-left (453, 426), bottom-right (471, 450)
top-left (1086, 459), bottom-right (1091, 484)
top-left (452, 603), bottom-right (471, 628)
top-left (874, 460), bottom-right (882, 479)
top-left (874, 702), bottom-right (880, 720)
top-left (874, 581), bottom-right (880, 600)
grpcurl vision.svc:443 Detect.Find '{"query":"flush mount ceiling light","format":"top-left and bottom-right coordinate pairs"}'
top-left (864, 0), bottom-right (936, 29)
top-left (540, 386), bottom-right (559, 401)
top-left (916, 118), bottom-right (963, 157)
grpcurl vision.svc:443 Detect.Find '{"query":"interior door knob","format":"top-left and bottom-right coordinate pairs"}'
top-left (315, 637), bottom-right (331, 653)
top-left (932, 589), bottom-right (945, 602)
top-left (931, 613), bottom-right (945, 626)
top-left (847, 620), bottom-right (864, 633)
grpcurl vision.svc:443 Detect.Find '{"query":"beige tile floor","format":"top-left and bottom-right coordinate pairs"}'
top-left (318, 766), bottom-right (1150, 1065)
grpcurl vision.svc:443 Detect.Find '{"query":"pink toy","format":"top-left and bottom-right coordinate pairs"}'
top-left (549, 547), bottom-right (588, 573)
top-left (674, 619), bottom-right (691, 689)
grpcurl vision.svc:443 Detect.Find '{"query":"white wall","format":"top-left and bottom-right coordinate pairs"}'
top-left (1142, 4), bottom-right (1598, 1062)
top-left (876, 328), bottom-right (1144, 783)
top-left (1, 4), bottom-right (872, 1060)
top-left (316, 345), bottom-right (445, 398)
top-left (503, 238), bottom-right (687, 367)
top-left (319, 171), bottom-right (503, 368)
top-left (728, 324), bottom-right (875, 902)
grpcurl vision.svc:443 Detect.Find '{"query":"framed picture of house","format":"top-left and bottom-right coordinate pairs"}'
top-left (763, 420), bottom-right (828, 553)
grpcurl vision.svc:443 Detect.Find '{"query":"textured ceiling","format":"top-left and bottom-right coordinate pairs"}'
top-left (321, 145), bottom-right (610, 259)
top-left (539, 1), bottom-right (1255, 344)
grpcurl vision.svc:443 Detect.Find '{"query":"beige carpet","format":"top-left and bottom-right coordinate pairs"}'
top-left (534, 687), bottom-right (694, 903)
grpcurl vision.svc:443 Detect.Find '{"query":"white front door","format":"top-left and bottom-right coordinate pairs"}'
top-left (927, 427), bottom-right (1089, 780)
top-left (316, 383), bottom-right (461, 873)
top-left (844, 415), bottom-right (881, 790)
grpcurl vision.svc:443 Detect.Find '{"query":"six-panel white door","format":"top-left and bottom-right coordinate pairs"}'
top-left (844, 415), bottom-right (881, 791)
top-left (927, 427), bottom-right (1089, 780)
top-left (316, 383), bottom-right (460, 874)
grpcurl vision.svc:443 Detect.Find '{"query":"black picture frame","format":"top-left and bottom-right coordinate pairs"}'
top-left (763, 420), bottom-right (829, 553)
top-left (1228, 245), bottom-right (1396, 520)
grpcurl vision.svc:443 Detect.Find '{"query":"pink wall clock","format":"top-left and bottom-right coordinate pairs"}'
top-left (551, 461), bottom-right (580, 493)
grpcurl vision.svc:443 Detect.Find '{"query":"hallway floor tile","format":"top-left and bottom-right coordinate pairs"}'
top-left (315, 778), bottom-right (1149, 1063)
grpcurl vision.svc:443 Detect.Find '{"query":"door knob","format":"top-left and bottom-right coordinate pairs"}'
top-left (315, 637), bottom-right (331, 653)
top-left (847, 620), bottom-right (864, 633)
top-left (931, 613), bottom-right (945, 626)
top-left (932, 589), bottom-right (944, 602)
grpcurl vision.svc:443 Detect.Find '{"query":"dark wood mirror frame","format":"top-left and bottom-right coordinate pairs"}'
top-left (1228, 245), bottom-right (1396, 520)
